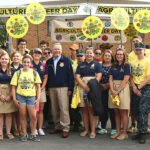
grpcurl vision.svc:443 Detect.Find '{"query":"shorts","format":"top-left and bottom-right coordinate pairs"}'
top-left (40, 88), bottom-right (47, 103)
top-left (16, 93), bottom-right (36, 106)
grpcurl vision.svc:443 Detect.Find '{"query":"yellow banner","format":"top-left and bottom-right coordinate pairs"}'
top-left (96, 6), bottom-right (150, 15)
top-left (0, 6), bottom-right (79, 16)
top-left (46, 6), bottom-right (79, 15)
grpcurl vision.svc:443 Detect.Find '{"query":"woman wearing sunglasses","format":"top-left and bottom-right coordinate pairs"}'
top-left (94, 49), bottom-right (103, 63)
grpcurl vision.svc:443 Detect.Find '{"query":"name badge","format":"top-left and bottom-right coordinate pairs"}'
top-left (60, 62), bottom-right (64, 67)
top-left (40, 65), bottom-right (43, 71)
top-left (90, 64), bottom-right (95, 69)
top-left (80, 65), bottom-right (86, 69)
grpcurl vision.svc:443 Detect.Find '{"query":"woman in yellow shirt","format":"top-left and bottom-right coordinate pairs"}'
top-left (11, 55), bottom-right (41, 142)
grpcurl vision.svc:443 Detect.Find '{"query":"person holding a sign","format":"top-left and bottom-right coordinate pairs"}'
top-left (130, 42), bottom-right (150, 144)
top-left (76, 47), bottom-right (102, 139)
top-left (109, 48), bottom-right (131, 140)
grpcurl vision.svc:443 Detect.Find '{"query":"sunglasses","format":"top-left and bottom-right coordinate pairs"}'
top-left (86, 46), bottom-right (93, 49)
top-left (44, 52), bottom-right (51, 55)
top-left (77, 55), bottom-right (83, 57)
top-left (95, 52), bottom-right (101, 55)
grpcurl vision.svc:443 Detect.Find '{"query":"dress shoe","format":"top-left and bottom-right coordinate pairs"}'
top-left (138, 134), bottom-right (146, 144)
top-left (62, 131), bottom-right (69, 138)
top-left (50, 129), bottom-right (61, 134)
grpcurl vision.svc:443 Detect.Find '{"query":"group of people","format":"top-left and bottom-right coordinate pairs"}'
top-left (0, 35), bottom-right (150, 144)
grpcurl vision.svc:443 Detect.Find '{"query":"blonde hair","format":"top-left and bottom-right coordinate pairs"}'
top-left (11, 51), bottom-right (21, 61)
top-left (102, 49), bottom-right (114, 64)
top-left (0, 53), bottom-right (11, 75)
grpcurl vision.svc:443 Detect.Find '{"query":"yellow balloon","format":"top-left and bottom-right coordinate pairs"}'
top-left (124, 24), bottom-right (138, 39)
top-left (26, 2), bottom-right (46, 24)
top-left (82, 16), bottom-right (103, 39)
top-left (6, 15), bottom-right (28, 38)
top-left (133, 9), bottom-right (150, 33)
top-left (111, 8), bottom-right (129, 30)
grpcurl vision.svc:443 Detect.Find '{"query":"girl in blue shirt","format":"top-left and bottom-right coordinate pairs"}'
top-left (109, 48), bottom-right (131, 140)
top-left (76, 48), bottom-right (102, 139)
top-left (0, 53), bottom-right (17, 140)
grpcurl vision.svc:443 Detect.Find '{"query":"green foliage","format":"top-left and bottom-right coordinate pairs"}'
top-left (0, 20), bottom-right (7, 46)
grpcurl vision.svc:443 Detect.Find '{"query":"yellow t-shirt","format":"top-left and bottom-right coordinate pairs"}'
top-left (131, 57), bottom-right (150, 85)
top-left (128, 49), bottom-right (150, 64)
top-left (10, 68), bottom-right (41, 97)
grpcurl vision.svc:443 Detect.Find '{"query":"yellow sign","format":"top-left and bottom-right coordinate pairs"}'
top-left (0, 6), bottom-right (80, 16)
top-left (82, 16), bottom-right (103, 39)
top-left (26, 2), bottom-right (46, 24)
top-left (111, 8), bottom-right (129, 30)
top-left (46, 6), bottom-right (79, 15)
top-left (6, 15), bottom-right (28, 38)
top-left (96, 6), bottom-right (150, 15)
top-left (133, 9), bottom-right (150, 33)
top-left (124, 24), bottom-right (138, 39)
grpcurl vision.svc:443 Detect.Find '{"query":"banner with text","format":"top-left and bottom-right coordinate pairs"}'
top-left (51, 20), bottom-right (127, 43)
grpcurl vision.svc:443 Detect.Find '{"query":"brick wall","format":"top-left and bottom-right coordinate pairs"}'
top-left (12, 20), bottom-right (150, 56)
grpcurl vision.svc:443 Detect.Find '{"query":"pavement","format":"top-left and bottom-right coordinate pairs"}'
top-left (0, 129), bottom-right (150, 150)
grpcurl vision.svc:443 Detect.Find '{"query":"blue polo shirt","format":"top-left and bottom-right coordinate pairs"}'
top-left (11, 63), bottom-right (23, 76)
top-left (0, 69), bottom-right (12, 84)
top-left (32, 61), bottom-right (45, 82)
top-left (110, 63), bottom-right (131, 80)
top-left (76, 60), bottom-right (102, 77)
top-left (45, 55), bottom-right (74, 91)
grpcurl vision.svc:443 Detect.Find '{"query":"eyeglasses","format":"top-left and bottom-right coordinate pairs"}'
top-left (19, 44), bottom-right (26, 46)
top-left (77, 55), bottom-right (83, 57)
top-left (116, 54), bottom-right (124, 56)
top-left (44, 52), bottom-right (51, 55)
top-left (95, 52), bottom-right (101, 55)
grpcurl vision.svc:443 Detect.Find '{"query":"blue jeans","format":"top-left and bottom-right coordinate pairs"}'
top-left (16, 93), bottom-right (36, 106)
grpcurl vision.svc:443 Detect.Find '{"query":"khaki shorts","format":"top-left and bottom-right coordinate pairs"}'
top-left (40, 88), bottom-right (47, 103)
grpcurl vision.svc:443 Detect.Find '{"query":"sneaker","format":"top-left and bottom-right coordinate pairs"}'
top-left (110, 129), bottom-right (117, 135)
top-left (29, 134), bottom-right (40, 142)
top-left (138, 134), bottom-right (146, 144)
top-left (132, 133), bottom-right (141, 140)
top-left (97, 128), bottom-right (107, 135)
top-left (38, 129), bottom-right (45, 136)
top-left (20, 134), bottom-right (28, 142)
top-left (35, 129), bottom-right (38, 136)
top-left (97, 122), bottom-right (101, 129)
